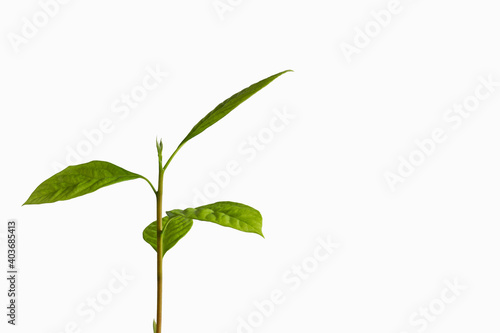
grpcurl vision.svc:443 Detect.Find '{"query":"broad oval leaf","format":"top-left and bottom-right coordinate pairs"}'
top-left (178, 70), bottom-right (292, 147)
top-left (24, 160), bottom-right (144, 205)
top-left (169, 201), bottom-right (263, 237)
top-left (143, 215), bottom-right (193, 257)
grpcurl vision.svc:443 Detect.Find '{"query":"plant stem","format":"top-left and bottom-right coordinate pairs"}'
top-left (156, 161), bottom-right (164, 333)
top-left (163, 143), bottom-right (184, 172)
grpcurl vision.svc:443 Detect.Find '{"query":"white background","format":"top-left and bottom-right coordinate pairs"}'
top-left (1, 0), bottom-right (500, 332)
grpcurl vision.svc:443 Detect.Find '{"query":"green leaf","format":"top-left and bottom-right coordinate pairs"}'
top-left (143, 215), bottom-right (193, 257)
top-left (153, 319), bottom-right (157, 333)
top-left (178, 70), bottom-right (292, 147)
top-left (169, 201), bottom-right (263, 237)
top-left (24, 160), bottom-right (146, 205)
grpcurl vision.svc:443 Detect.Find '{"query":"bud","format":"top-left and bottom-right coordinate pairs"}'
top-left (156, 138), bottom-right (163, 154)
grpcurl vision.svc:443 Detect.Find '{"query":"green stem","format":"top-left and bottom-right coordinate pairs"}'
top-left (156, 154), bottom-right (164, 333)
top-left (140, 175), bottom-right (157, 194)
top-left (162, 143), bottom-right (184, 172)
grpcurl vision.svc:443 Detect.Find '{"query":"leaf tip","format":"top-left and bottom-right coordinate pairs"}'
top-left (277, 69), bottom-right (293, 76)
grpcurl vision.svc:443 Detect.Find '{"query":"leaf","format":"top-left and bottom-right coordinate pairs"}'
top-left (169, 201), bottom-right (263, 237)
top-left (24, 161), bottom-right (146, 205)
top-left (143, 215), bottom-right (193, 257)
top-left (178, 70), bottom-right (292, 147)
top-left (153, 319), bottom-right (157, 333)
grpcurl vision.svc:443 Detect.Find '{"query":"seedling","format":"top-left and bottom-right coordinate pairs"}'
top-left (24, 70), bottom-right (291, 332)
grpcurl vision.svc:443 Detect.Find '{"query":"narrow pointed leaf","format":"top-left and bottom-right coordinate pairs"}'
top-left (169, 201), bottom-right (263, 237)
top-left (178, 70), bottom-right (292, 147)
top-left (143, 215), bottom-right (193, 256)
top-left (24, 160), bottom-right (145, 205)
top-left (153, 319), bottom-right (157, 333)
